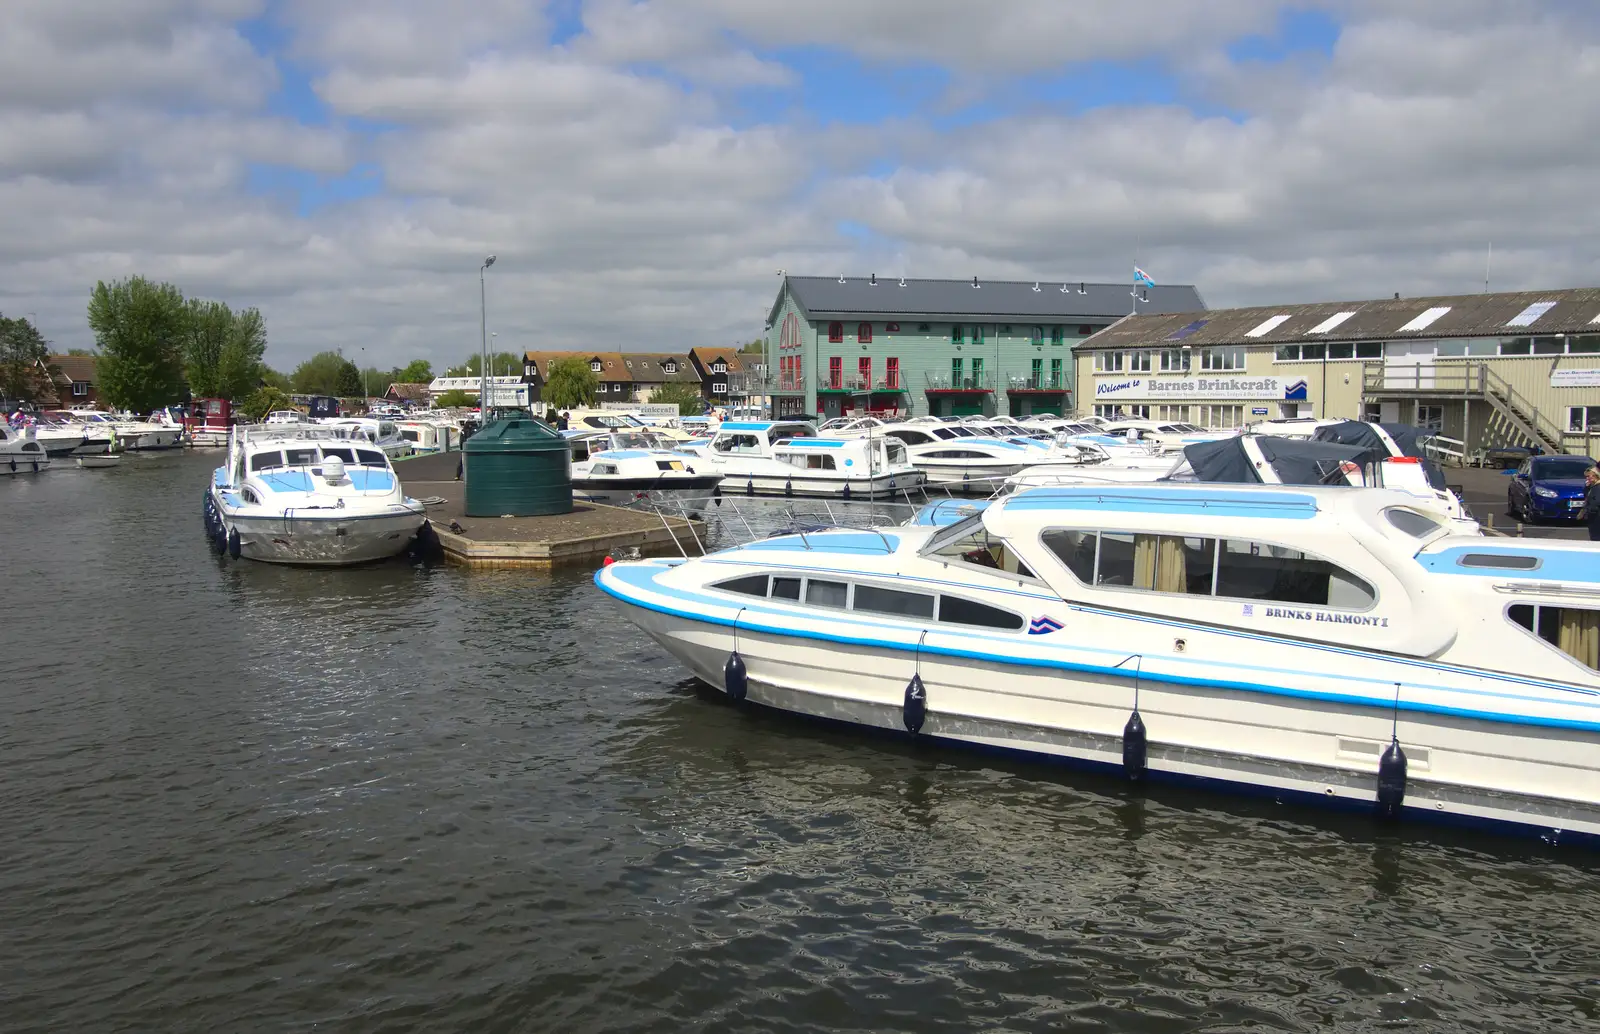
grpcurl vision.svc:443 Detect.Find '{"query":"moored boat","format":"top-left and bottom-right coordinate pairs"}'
top-left (599, 482), bottom-right (1600, 843)
top-left (0, 423), bottom-right (52, 474)
top-left (690, 420), bottom-right (925, 498)
top-left (206, 426), bottom-right (426, 565)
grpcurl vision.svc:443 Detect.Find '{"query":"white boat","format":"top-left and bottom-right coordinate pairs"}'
top-left (264, 409), bottom-right (312, 426)
top-left (0, 423), bottom-right (52, 474)
top-left (323, 418), bottom-right (415, 460)
top-left (847, 416), bottom-right (1043, 488)
top-left (567, 430), bottom-right (723, 508)
top-left (65, 408), bottom-right (182, 451)
top-left (23, 415), bottom-right (93, 456)
top-left (1100, 419), bottom-right (1237, 452)
top-left (206, 426), bottom-right (426, 565)
top-left (690, 420), bottom-right (925, 498)
top-left (76, 455), bottom-right (121, 469)
top-left (599, 482), bottom-right (1600, 843)
top-left (396, 419), bottom-right (461, 454)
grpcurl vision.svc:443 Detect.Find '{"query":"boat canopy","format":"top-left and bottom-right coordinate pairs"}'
top-left (1312, 421), bottom-right (1448, 489)
top-left (1179, 435), bottom-right (1371, 485)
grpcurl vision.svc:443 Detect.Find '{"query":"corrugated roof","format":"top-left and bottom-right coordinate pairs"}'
top-left (1078, 286), bottom-right (1600, 351)
top-left (780, 275), bottom-right (1205, 321)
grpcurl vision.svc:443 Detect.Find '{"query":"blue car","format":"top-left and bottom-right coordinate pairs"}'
top-left (1507, 454), bottom-right (1597, 521)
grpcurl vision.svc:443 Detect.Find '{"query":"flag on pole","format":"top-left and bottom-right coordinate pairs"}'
top-left (1133, 266), bottom-right (1155, 288)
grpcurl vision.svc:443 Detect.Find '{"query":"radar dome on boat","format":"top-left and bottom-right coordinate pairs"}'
top-left (321, 456), bottom-right (346, 483)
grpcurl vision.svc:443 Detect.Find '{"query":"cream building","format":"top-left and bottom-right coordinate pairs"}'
top-left (1074, 287), bottom-right (1600, 456)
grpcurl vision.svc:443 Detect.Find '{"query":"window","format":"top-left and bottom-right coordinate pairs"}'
top-left (1458, 552), bottom-right (1538, 569)
top-left (829, 356), bottom-right (842, 388)
top-left (1051, 326), bottom-right (1064, 345)
top-left (1510, 604), bottom-right (1600, 670)
top-left (854, 584), bottom-right (935, 618)
top-left (1568, 406), bottom-right (1600, 433)
top-left (663, 361), bottom-right (676, 373)
top-left (772, 577), bottom-right (801, 600)
top-left (951, 325), bottom-right (964, 345)
top-left (1032, 326), bottom-right (1044, 345)
top-left (859, 356), bottom-right (872, 386)
top-left (925, 516), bottom-right (1036, 579)
top-left (970, 357), bottom-right (984, 384)
top-left (1156, 405), bottom-right (1191, 422)
top-left (71, 381), bottom-right (88, 396)
top-left (938, 595), bottom-right (1024, 630)
top-left (1571, 335), bottom-right (1600, 353)
top-left (1300, 343), bottom-right (1326, 361)
top-left (917, 324), bottom-right (930, 332)
top-left (1416, 404), bottom-right (1444, 431)
top-left (1385, 508), bottom-right (1447, 537)
top-left (806, 579), bottom-right (849, 608)
top-left (1095, 351), bottom-right (1124, 373)
top-left (828, 322), bottom-right (844, 343)
top-left (1050, 358), bottom-right (1063, 387)
top-left (1128, 351), bottom-right (1152, 373)
top-left (1199, 347), bottom-right (1245, 371)
top-left (785, 453), bottom-right (836, 470)
top-left (285, 448), bottom-right (317, 465)
top-left (356, 450), bottom-right (386, 465)
top-left (1158, 349), bottom-right (1187, 372)
top-left (320, 447), bottom-right (356, 462)
top-left (857, 323), bottom-right (872, 343)
top-left (951, 358), bottom-right (963, 385)
top-left (886, 357), bottom-right (900, 388)
top-left (712, 382), bottom-right (728, 394)
top-left (1042, 529), bottom-right (1376, 609)
top-left (971, 326), bottom-right (985, 345)
top-left (590, 361), bottom-right (602, 372)
top-left (250, 451), bottom-right (284, 471)
top-left (1078, 324), bottom-right (1095, 336)
top-left (1030, 357), bottom-right (1043, 384)
top-left (715, 574), bottom-right (769, 597)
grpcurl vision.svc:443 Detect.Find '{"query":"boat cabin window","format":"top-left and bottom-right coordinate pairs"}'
top-left (355, 449), bottom-right (386, 466)
top-left (771, 577), bottom-right (801, 600)
top-left (715, 434), bottom-right (762, 454)
top-left (250, 451), bottom-right (284, 471)
top-left (938, 595), bottom-right (1025, 630)
top-left (785, 453), bottom-right (836, 470)
top-left (714, 575), bottom-right (771, 597)
top-left (400, 429), bottom-right (421, 442)
top-left (285, 448), bottom-right (318, 466)
top-left (320, 447), bottom-right (356, 463)
top-left (591, 464), bottom-right (619, 475)
top-left (806, 579), bottom-right (849, 608)
top-left (1042, 529), bottom-right (1376, 610)
top-left (570, 440), bottom-right (593, 461)
top-left (924, 516), bottom-right (1037, 579)
top-left (1509, 604), bottom-right (1600, 670)
top-left (1458, 552), bottom-right (1540, 570)
top-left (854, 584), bottom-right (936, 618)
top-left (1385, 507), bottom-right (1447, 538)
top-left (883, 441), bottom-right (907, 465)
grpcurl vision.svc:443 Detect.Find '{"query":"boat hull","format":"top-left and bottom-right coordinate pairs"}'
top-left (122, 428), bottom-right (185, 451)
top-left (606, 597), bottom-right (1600, 844)
top-left (212, 496), bottom-right (426, 565)
top-left (715, 471), bottom-right (925, 499)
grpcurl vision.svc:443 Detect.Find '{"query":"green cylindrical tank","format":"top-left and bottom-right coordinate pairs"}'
top-left (462, 418), bottom-right (573, 516)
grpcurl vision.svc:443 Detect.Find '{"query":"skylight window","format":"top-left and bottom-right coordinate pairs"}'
top-left (1308, 311), bottom-right (1356, 334)
top-left (1507, 301), bottom-right (1557, 327)
top-left (1166, 319), bottom-right (1210, 341)
top-left (1245, 314), bottom-right (1292, 337)
top-left (1398, 306), bottom-right (1451, 332)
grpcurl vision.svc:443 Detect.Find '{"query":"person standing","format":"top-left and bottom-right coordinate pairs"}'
top-left (1582, 466), bottom-right (1600, 541)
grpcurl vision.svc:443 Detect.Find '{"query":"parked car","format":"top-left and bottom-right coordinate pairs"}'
top-left (1507, 454), bottom-right (1598, 521)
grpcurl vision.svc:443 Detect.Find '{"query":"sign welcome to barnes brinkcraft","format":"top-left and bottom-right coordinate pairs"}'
top-left (1093, 375), bottom-right (1306, 401)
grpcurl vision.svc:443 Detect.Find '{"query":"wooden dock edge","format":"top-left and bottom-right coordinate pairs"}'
top-left (426, 506), bottom-right (705, 569)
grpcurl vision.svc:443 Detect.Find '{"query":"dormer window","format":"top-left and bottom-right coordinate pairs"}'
top-left (663, 361), bottom-right (676, 374)
top-left (590, 361), bottom-right (602, 372)
top-left (828, 322), bottom-right (844, 343)
top-left (713, 361), bottom-right (726, 373)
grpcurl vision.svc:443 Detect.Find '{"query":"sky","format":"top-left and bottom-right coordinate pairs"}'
top-left (4, 0), bottom-right (1600, 372)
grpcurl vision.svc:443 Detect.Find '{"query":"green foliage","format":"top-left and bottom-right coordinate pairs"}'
top-left (336, 360), bottom-right (363, 398)
top-left (543, 357), bottom-right (598, 409)
top-left (88, 277), bottom-right (188, 412)
top-left (398, 359), bottom-right (433, 383)
top-left (0, 313), bottom-right (50, 402)
top-left (647, 381), bottom-right (705, 416)
top-left (740, 339), bottom-right (764, 353)
top-left (434, 389), bottom-right (475, 408)
top-left (65, 348), bottom-right (95, 357)
top-left (240, 386), bottom-right (292, 423)
top-left (181, 299), bottom-right (265, 401)
top-left (290, 351), bottom-right (350, 395)
top-left (260, 366), bottom-right (292, 391)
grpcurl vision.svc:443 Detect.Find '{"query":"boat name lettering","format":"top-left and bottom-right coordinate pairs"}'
top-left (1263, 606), bottom-right (1388, 628)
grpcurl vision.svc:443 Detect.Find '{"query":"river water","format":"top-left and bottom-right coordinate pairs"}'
top-left (2, 451), bottom-right (1597, 1033)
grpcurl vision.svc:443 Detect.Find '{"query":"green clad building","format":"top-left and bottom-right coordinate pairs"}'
top-left (764, 275), bottom-right (1206, 420)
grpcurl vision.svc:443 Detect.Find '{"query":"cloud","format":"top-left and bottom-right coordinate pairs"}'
top-left (2, 0), bottom-right (1599, 373)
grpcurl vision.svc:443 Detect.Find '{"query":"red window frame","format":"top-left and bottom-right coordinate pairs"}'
top-left (858, 356), bottom-right (871, 387)
top-left (886, 357), bottom-right (899, 388)
top-left (828, 322), bottom-right (843, 343)
top-left (828, 356), bottom-right (842, 388)
top-left (857, 322), bottom-right (872, 343)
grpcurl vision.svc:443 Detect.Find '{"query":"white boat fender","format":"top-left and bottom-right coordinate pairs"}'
top-left (725, 609), bottom-right (749, 702)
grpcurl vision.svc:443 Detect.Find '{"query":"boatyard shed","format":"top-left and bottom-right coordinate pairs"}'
top-left (1076, 286), bottom-right (1600, 457)
top-left (765, 275), bottom-right (1205, 421)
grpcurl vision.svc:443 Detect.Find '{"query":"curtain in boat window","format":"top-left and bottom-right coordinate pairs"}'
top-left (1559, 608), bottom-right (1600, 669)
top-left (1133, 535), bottom-right (1190, 593)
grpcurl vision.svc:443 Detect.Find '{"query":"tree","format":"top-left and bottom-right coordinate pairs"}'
top-left (648, 381), bottom-right (704, 416)
top-left (261, 366), bottom-right (292, 391)
top-left (543, 357), bottom-right (598, 409)
top-left (239, 386), bottom-right (291, 422)
top-left (335, 359), bottom-right (363, 398)
top-left (0, 313), bottom-right (50, 403)
top-left (740, 339), bottom-right (764, 353)
top-left (446, 351), bottom-right (523, 377)
top-left (217, 306), bottom-right (267, 401)
top-left (434, 388), bottom-right (475, 408)
top-left (88, 276), bottom-right (188, 412)
top-left (290, 351), bottom-right (349, 395)
top-left (398, 359), bottom-right (433, 383)
top-left (66, 348), bottom-right (95, 357)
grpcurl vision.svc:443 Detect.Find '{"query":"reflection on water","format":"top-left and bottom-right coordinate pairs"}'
top-left (0, 451), bottom-right (1597, 1032)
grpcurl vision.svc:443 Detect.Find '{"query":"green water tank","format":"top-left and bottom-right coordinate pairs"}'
top-left (462, 418), bottom-right (573, 516)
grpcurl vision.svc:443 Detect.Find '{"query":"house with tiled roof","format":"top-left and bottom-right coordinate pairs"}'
top-left (384, 382), bottom-right (431, 406)
top-left (522, 351), bottom-right (699, 405)
top-left (37, 354), bottom-right (98, 408)
top-left (687, 348), bottom-right (745, 406)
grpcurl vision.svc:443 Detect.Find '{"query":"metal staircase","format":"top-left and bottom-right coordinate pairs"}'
top-left (1361, 362), bottom-right (1566, 453)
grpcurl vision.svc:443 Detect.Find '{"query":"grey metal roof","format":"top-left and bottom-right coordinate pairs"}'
top-left (1077, 286), bottom-right (1600, 352)
top-left (778, 275), bottom-right (1205, 323)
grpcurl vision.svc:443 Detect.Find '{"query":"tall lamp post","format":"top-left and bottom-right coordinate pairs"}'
top-left (479, 254), bottom-right (496, 421)
top-left (361, 345), bottom-right (368, 407)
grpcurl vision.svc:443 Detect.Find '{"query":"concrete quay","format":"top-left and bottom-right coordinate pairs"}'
top-left (396, 451), bottom-right (705, 568)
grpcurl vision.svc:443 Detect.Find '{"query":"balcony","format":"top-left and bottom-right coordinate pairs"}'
top-left (1006, 373), bottom-right (1069, 394)
top-left (925, 371), bottom-right (995, 393)
top-left (818, 375), bottom-right (907, 393)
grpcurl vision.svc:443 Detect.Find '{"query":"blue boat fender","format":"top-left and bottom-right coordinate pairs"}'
top-left (903, 673), bottom-right (927, 734)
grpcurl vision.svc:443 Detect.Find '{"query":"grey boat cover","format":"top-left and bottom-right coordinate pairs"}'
top-left (1181, 435), bottom-right (1373, 485)
top-left (1311, 421), bottom-right (1447, 489)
